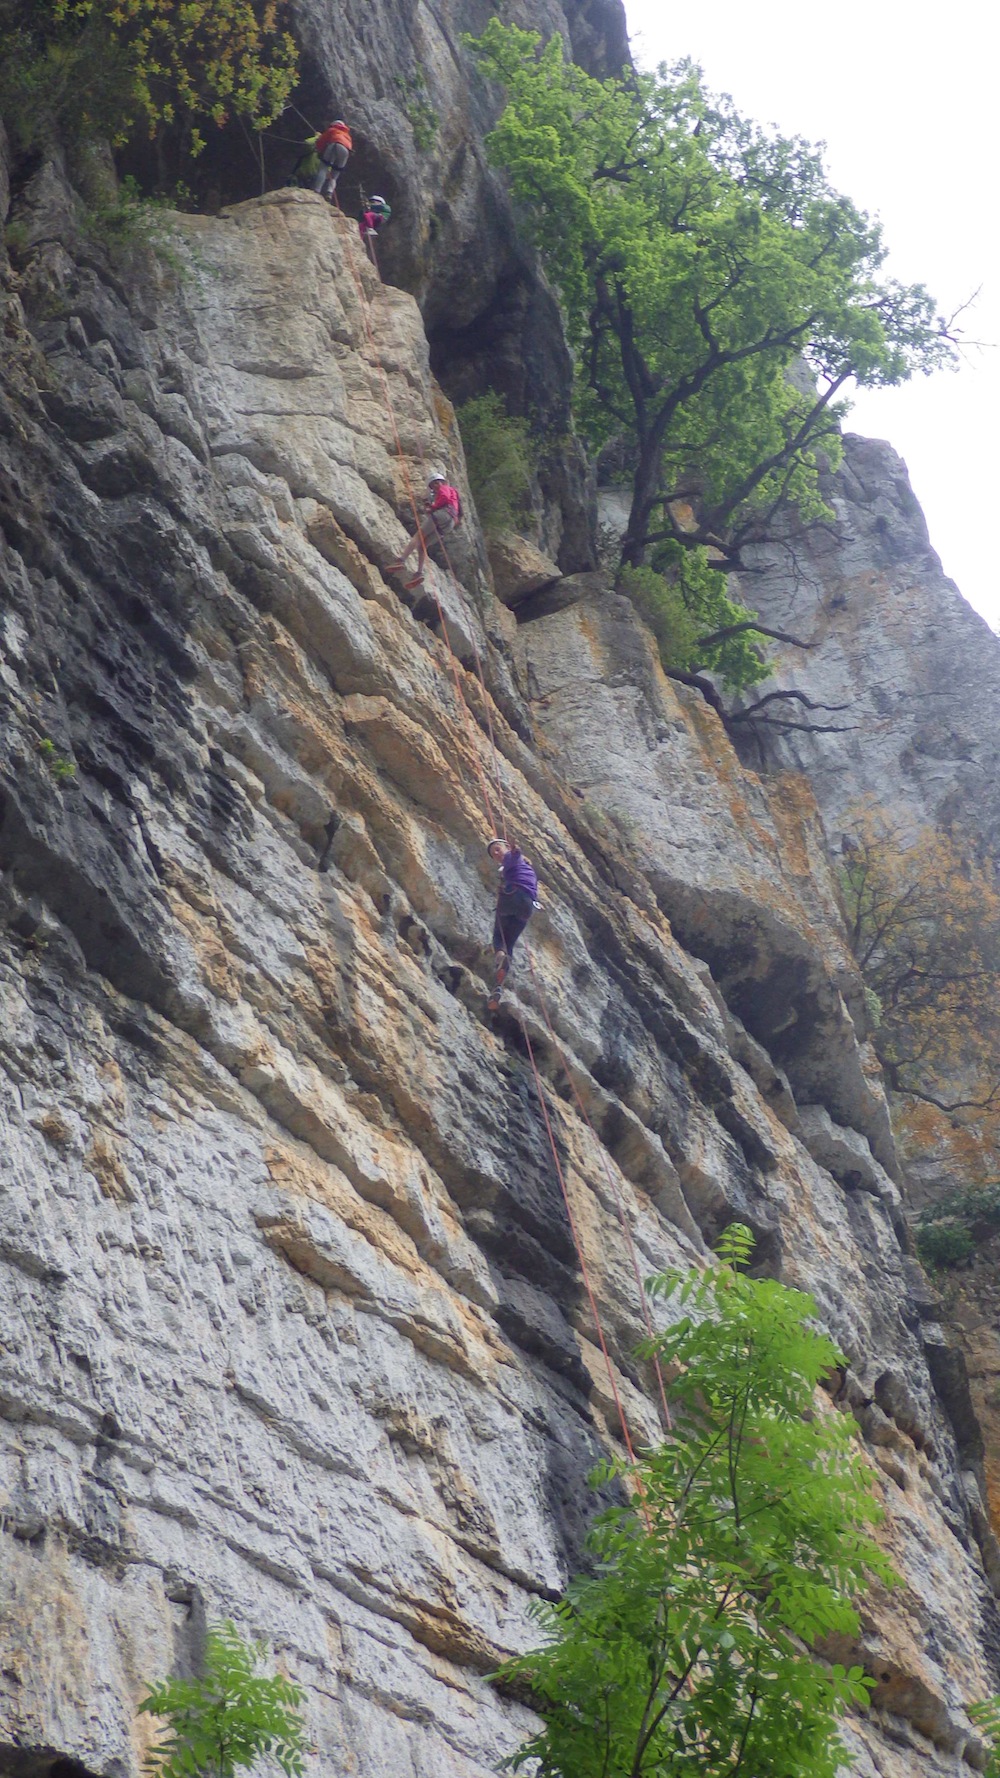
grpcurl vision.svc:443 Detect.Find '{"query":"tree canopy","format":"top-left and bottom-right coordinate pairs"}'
top-left (469, 22), bottom-right (956, 578)
top-left (468, 24), bottom-right (956, 692)
top-left (501, 1224), bottom-right (895, 1778)
top-left (0, 0), bottom-right (297, 162)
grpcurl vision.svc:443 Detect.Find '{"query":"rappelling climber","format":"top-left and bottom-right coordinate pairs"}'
top-left (312, 119), bottom-right (353, 199)
top-left (386, 471), bottom-right (462, 591)
top-left (486, 837), bottom-right (539, 1007)
top-left (359, 194), bottom-right (392, 261)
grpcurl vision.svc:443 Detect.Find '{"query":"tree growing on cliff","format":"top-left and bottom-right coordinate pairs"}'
top-left (139, 1621), bottom-right (305, 1778)
top-left (0, 0), bottom-right (297, 164)
top-left (499, 1224), bottom-right (894, 1778)
top-left (457, 392), bottom-right (537, 536)
top-left (840, 812), bottom-right (1000, 1114)
top-left (466, 23), bottom-right (957, 690)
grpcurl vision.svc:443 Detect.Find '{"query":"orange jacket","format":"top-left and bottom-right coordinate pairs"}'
top-left (316, 123), bottom-right (352, 156)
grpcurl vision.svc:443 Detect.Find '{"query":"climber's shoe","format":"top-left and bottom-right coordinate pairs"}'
top-left (494, 950), bottom-right (510, 989)
top-left (403, 573), bottom-right (424, 592)
top-left (385, 558), bottom-right (406, 574)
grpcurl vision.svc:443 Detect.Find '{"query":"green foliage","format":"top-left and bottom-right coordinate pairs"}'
top-left (622, 548), bottom-right (771, 691)
top-left (0, 0), bottom-right (297, 162)
top-left (139, 1621), bottom-right (306, 1778)
top-left (393, 69), bottom-right (438, 151)
top-left (915, 1180), bottom-right (1000, 1270)
top-left (466, 22), bottom-right (956, 583)
top-left (457, 391), bottom-right (537, 535)
top-left (81, 172), bottom-right (180, 259)
top-left (969, 1697), bottom-right (1000, 1775)
top-left (500, 1224), bottom-right (895, 1778)
top-left (916, 1222), bottom-right (974, 1270)
top-left (0, 0), bottom-right (137, 154)
top-left (37, 738), bottom-right (76, 782)
top-left (862, 985), bottom-right (883, 1031)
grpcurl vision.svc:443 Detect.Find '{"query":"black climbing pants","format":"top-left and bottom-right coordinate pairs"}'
top-left (493, 888), bottom-right (535, 959)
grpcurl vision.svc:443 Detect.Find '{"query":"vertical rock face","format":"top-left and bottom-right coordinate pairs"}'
top-left (2, 126), bottom-right (1000, 1778)
top-left (265, 0), bottom-right (623, 571)
top-left (736, 434), bottom-right (1000, 850)
top-left (728, 431), bottom-right (1000, 1597)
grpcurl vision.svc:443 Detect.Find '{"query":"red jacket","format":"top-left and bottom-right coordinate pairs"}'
top-left (316, 123), bottom-right (352, 156)
top-left (429, 482), bottom-right (461, 520)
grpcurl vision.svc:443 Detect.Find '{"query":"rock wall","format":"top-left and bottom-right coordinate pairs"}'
top-left (2, 140), bottom-right (1000, 1778)
top-left (735, 434), bottom-right (1000, 851)
top-left (284, 0), bottom-right (624, 571)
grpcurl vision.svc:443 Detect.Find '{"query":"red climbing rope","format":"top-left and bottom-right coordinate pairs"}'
top-left (327, 203), bottom-right (659, 1470)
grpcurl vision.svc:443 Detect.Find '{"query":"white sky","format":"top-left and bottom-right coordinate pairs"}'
top-left (623, 0), bottom-right (1000, 628)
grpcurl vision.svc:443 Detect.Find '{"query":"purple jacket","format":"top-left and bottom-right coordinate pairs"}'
top-left (498, 846), bottom-right (538, 899)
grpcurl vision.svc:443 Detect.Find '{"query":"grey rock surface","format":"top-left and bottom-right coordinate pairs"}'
top-left (0, 156), bottom-right (998, 1778)
top-left (737, 433), bottom-right (1000, 851)
top-left (270, 0), bottom-right (624, 571)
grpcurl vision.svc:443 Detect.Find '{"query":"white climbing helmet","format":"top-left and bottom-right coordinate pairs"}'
top-left (371, 195), bottom-right (387, 207)
top-left (428, 469), bottom-right (447, 483)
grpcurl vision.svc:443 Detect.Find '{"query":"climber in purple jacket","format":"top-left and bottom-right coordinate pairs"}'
top-left (487, 837), bottom-right (539, 999)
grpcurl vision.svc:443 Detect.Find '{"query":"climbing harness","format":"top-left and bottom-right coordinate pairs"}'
top-left (326, 203), bottom-right (670, 1471)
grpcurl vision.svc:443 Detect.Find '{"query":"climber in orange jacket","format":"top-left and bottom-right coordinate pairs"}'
top-left (312, 121), bottom-right (352, 200)
top-left (386, 472), bottom-right (463, 590)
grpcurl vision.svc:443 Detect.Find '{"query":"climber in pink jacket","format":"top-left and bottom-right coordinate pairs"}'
top-left (386, 472), bottom-right (463, 590)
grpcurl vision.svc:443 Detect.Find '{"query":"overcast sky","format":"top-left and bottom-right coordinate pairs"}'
top-left (623, 0), bottom-right (1000, 629)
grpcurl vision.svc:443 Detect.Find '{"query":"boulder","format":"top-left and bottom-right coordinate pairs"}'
top-left (487, 531), bottom-right (560, 606)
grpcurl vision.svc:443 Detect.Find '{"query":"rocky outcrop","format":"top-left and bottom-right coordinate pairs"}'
top-left (737, 433), bottom-right (1000, 852)
top-left (487, 532), bottom-right (560, 606)
top-left (282, 0), bottom-right (621, 570)
top-left (2, 153), bottom-right (1000, 1778)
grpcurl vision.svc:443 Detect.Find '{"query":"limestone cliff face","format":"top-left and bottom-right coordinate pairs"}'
top-left (725, 433), bottom-right (1000, 1580)
top-left (2, 134), bottom-right (1000, 1778)
top-left (277, 0), bottom-right (626, 571)
top-left (736, 433), bottom-right (1000, 851)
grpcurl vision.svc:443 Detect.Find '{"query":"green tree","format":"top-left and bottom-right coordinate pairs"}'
top-left (139, 1621), bottom-right (306, 1778)
top-left (457, 391), bottom-right (537, 535)
top-left (621, 555), bottom-right (771, 693)
top-left (501, 1224), bottom-right (895, 1778)
top-left (0, 0), bottom-right (297, 162)
top-left (467, 23), bottom-right (956, 587)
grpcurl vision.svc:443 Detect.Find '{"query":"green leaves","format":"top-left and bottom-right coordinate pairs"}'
top-left (466, 23), bottom-right (956, 607)
top-left (970, 1697), bottom-right (1000, 1775)
top-left (139, 1621), bottom-right (306, 1778)
top-left (0, 0), bottom-right (298, 163)
top-left (498, 1225), bottom-right (896, 1778)
top-left (456, 392), bottom-right (537, 536)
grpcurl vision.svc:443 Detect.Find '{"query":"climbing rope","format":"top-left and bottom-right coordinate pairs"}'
top-left (326, 205), bottom-right (662, 1469)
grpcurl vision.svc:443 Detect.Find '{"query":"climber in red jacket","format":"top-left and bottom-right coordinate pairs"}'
top-left (386, 471), bottom-right (463, 590)
top-left (312, 121), bottom-right (352, 200)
